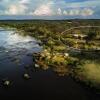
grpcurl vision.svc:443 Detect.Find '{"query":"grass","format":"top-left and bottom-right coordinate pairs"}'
top-left (75, 61), bottom-right (100, 88)
top-left (53, 45), bottom-right (66, 52)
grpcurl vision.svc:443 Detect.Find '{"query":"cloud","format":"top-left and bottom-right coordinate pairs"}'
top-left (32, 4), bottom-right (53, 16)
top-left (0, 0), bottom-right (99, 19)
top-left (19, 0), bottom-right (30, 4)
top-left (62, 8), bottom-right (94, 16)
top-left (5, 4), bottom-right (28, 15)
top-left (63, 10), bottom-right (68, 15)
top-left (57, 8), bottom-right (62, 15)
top-left (81, 8), bottom-right (94, 16)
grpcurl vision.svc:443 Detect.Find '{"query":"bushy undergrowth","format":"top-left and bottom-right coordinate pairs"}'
top-left (75, 61), bottom-right (100, 88)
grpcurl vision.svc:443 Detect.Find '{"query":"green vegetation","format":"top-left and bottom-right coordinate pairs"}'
top-left (75, 61), bottom-right (100, 89)
top-left (0, 19), bottom-right (100, 89)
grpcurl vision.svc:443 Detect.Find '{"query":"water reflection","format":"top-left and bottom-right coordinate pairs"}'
top-left (0, 29), bottom-right (99, 99)
top-left (0, 29), bottom-right (42, 76)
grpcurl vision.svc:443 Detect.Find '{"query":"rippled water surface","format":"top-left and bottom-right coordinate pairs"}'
top-left (0, 29), bottom-right (41, 74)
top-left (0, 28), bottom-right (99, 99)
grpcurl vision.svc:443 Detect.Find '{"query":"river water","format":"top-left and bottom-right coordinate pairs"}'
top-left (0, 29), bottom-right (99, 99)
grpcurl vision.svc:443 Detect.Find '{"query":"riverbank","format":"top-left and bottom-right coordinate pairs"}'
top-left (0, 29), bottom-right (100, 99)
top-left (0, 20), bottom-right (100, 94)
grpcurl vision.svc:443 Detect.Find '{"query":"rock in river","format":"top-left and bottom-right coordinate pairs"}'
top-left (2, 80), bottom-right (11, 87)
top-left (23, 73), bottom-right (30, 79)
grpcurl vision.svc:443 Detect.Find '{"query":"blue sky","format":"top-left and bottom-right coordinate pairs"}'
top-left (0, 0), bottom-right (100, 19)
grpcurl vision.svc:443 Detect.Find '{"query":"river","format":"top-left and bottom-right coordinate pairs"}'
top-left (0, 29), bottom-right (99, 99)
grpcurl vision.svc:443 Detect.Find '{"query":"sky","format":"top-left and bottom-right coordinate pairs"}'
top-left (0, 0), bottom-right (100, 19)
